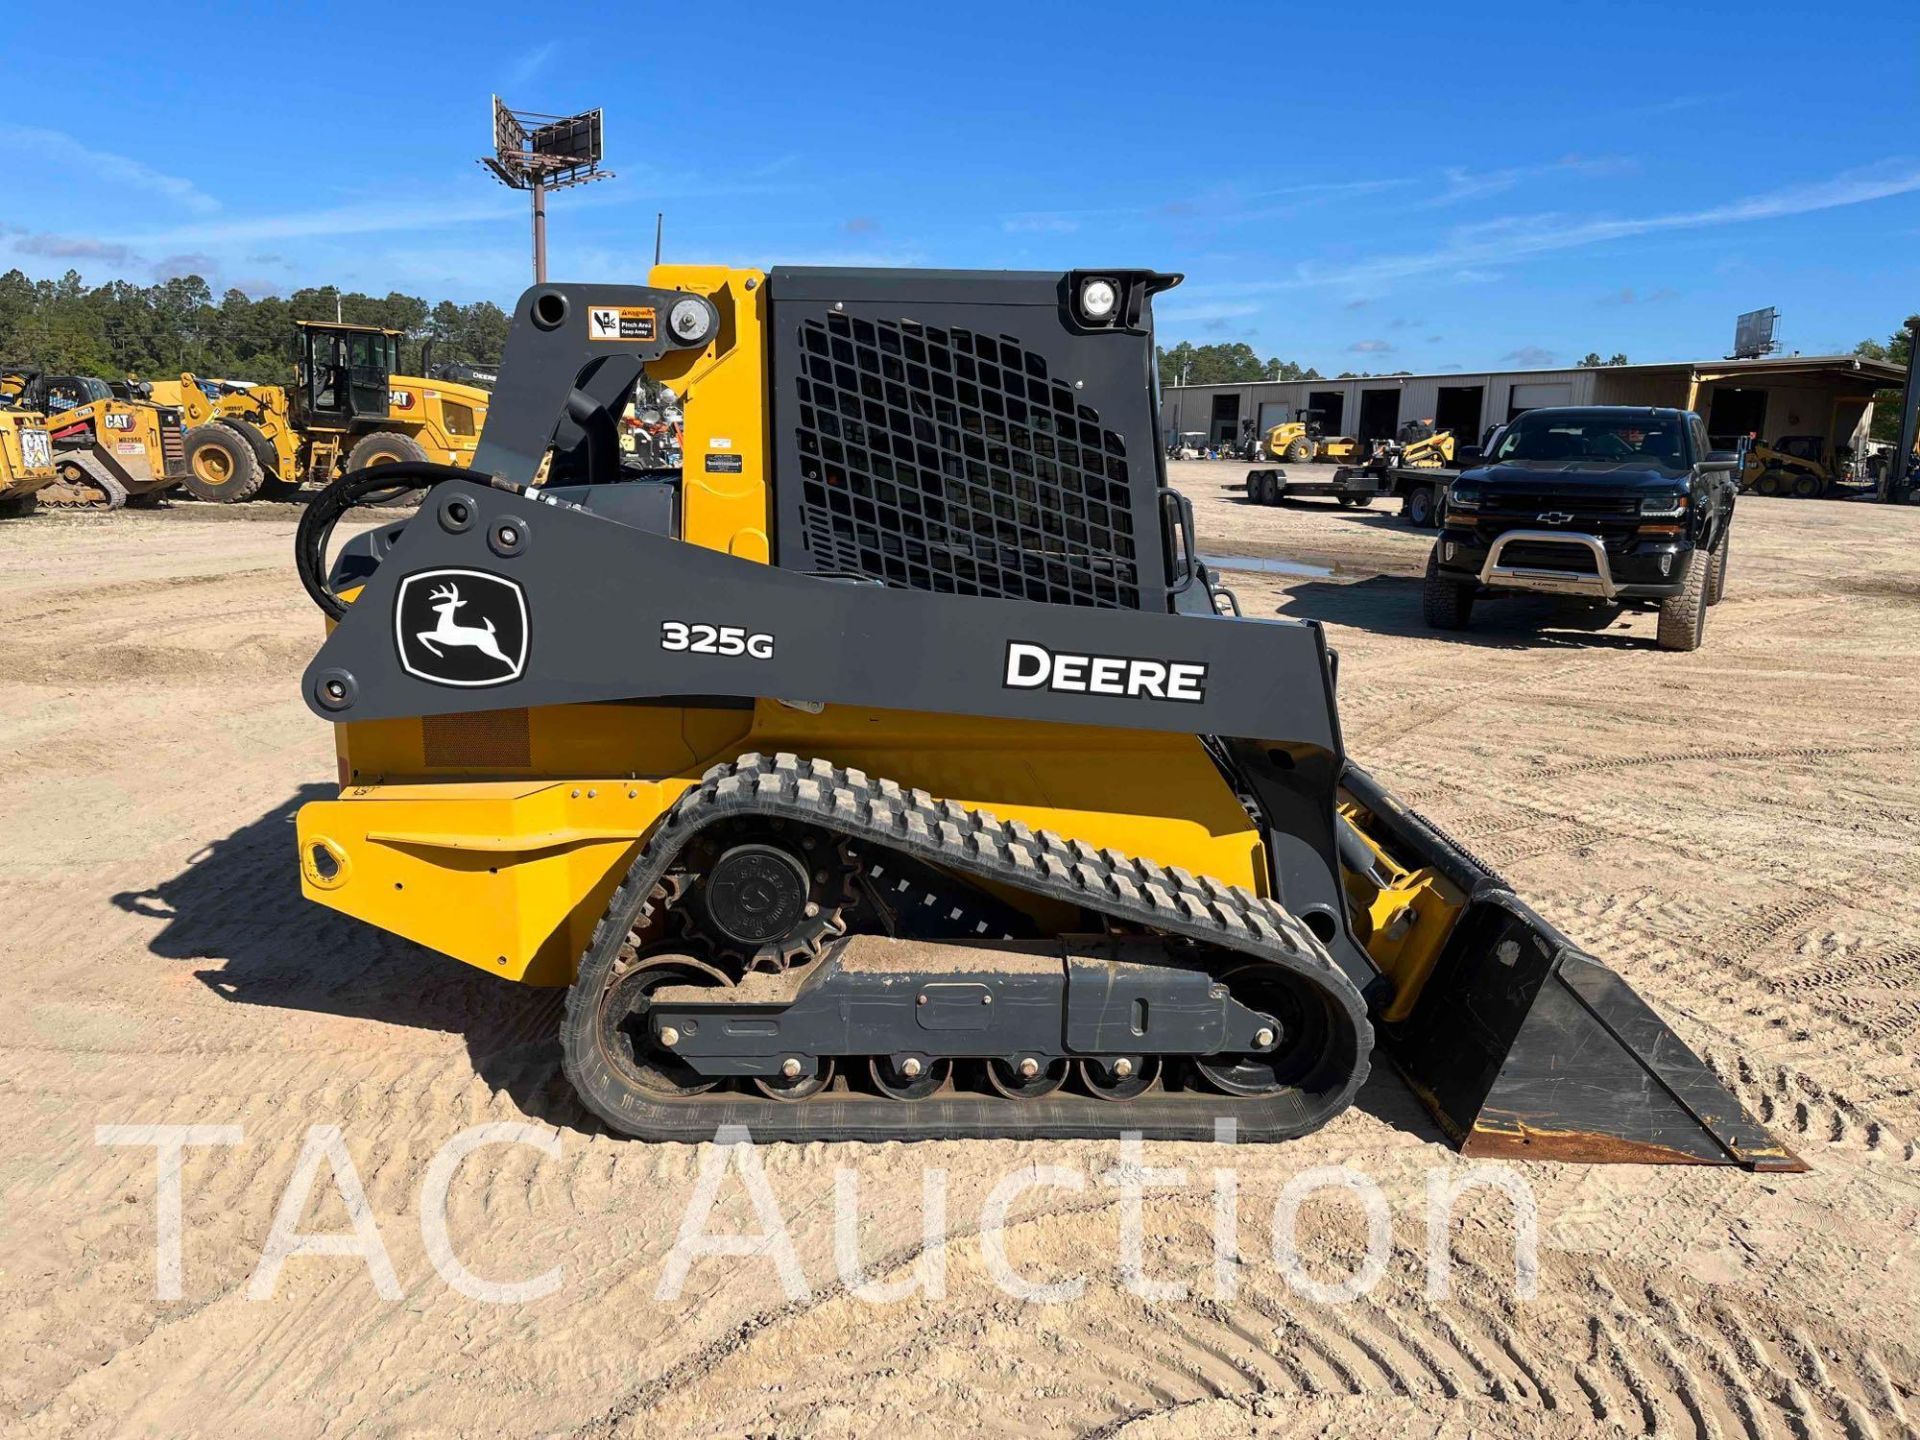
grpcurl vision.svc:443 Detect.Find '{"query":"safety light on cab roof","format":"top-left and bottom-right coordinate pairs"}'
top-left (1078, 276), bottom-right (1119, 324)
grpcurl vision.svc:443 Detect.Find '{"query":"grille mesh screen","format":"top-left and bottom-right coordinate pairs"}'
top-left (422, 708), bottom-right (531, 769)
top-left (793, 312), bottom-right (1139, 608)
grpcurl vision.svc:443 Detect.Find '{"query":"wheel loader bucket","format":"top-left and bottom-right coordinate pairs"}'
top-left (1341, 767), bottom-right (1804, 1171)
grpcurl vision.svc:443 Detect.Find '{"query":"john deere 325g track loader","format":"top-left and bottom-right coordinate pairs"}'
top-left (293, 265), bottom-right (1799, 1166)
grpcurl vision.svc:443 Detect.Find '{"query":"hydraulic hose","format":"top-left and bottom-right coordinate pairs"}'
top-left (294, 462), bottom-right (477, 620)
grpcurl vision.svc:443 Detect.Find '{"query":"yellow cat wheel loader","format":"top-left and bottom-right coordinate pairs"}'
top-left (1, 368), bottom-right (186, 508)
top-left (290, 265), bottom-right (1800, 1164)
top-left (165, 322), bottom-right (491, 503)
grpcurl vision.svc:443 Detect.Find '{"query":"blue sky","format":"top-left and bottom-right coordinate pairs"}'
top-left (5, 0), bottom-right (1917, 372)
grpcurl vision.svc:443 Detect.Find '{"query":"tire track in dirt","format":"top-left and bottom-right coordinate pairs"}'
top-left (604, 1191), bottom-right (1920, 1439)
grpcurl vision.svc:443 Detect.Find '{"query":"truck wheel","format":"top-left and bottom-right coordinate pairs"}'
top-left (1656, 547), bottom-right (1710, 651)
top-left (1422, 551), bottom-right (1474, 630)
top-left (1406, 484), bottom-right (1436, 528)
top-left (1339, 495), bottom-right (1372, 509)
top-left (1284, 439), bottom-right (1311, 463)
top-left (1705, 528), bottom-right (1730, 606)
top-left (182, 424), bottom-right (265, 502)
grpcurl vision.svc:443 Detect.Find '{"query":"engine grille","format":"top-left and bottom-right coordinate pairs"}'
top-left (160, 416), bottom-right (186, 472)
top-left (792, 311), bottom-right (1140, 608)
top-left (1483, 492), bottom-right (1640, 517)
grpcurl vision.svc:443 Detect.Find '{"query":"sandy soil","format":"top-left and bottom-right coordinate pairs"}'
top-left (2, 482), bottom-right (1916, 1439)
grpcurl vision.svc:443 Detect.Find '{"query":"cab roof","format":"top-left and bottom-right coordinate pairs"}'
top-left (1513, 405), bottom-right (1691, 422)
top-left (293, 320), bottom-right (406, 337)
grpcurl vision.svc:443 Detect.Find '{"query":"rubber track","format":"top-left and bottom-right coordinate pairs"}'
top-left (42, 451), bottom-right (129, 509)
top-left (560, 752), bottom-right (1374, 1142)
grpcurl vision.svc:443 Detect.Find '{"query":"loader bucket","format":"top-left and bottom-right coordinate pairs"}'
top-left (1340, 766), bottom-right (1805, 1171)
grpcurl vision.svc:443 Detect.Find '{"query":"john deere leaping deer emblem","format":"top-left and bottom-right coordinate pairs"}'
top-left (418, 581), bottom-right (512, 666)
top-left (394, 569), bottom-right (528, 687)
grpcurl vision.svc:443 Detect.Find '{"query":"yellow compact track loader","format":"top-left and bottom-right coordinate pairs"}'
top-left (169, 322), bottom-right (491, 502)
top-left (290, 265), bottom-right (1799, 1164)
top-left (2, 368), bottom-right (187, 508)
top-left (1388, 420), bottom-right (1455, 469)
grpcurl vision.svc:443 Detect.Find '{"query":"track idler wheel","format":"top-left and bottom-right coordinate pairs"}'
top-left (1192, 963), bottom-right (1329, 1097)
top-left (869, 1055), bottom-right (952, 1100)
top-left (1079, 1055), bottom-right (1160, 1101)
top-left (753, 1056), bottom-right (834, 1101)
top-left (985, 1056), bottom-right (1069, 1099)
top-left (600, 953), bottom-right (732, 1098)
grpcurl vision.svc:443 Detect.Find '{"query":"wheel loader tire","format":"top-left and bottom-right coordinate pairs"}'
top-left (347, 432), bottom-right (431, 505)
top-left (1422, 551), bottom-right (1474, 630)
top-left (0, 491), bottom-right (38, 519)
top-left (1705, 527), bottom-right (1730, 606)
top-left (1755, 470), bottom-right (1787, 496)
top-left (1284, 439), bottom-right (1311, 463)
top-left (1791, 473), bottom-right (1823, 500)
top-left (182, 424), bottom-right (265, 502)
top-left (1656, 545), bottom-right (1711, 652)
top-left (219, 418), bottom-right (286, 494)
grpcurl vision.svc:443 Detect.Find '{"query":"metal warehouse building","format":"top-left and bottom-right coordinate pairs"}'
top-left (1161, 353), bottom-right (1906, 455)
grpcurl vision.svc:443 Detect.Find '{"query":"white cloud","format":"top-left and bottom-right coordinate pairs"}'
top-left (1002, 214), bottom-right (1081, 234)
top-left (1415, 155), bottom-right (1635, 209)
top-left (1349, 339), bottom-right (1395, 354)
top-left (0, 126), bottom-right (219, 214)
top-left (112, 196), bottom-right (524, 248)
top-left (1180, 161), bottom-right (1920, 296)
top-left (1157, 301), bottom-right (1261, 323)
top-left (506, 41), bottom-right (560, 88)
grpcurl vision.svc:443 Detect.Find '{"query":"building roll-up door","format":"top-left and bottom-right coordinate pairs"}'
top-left (1508, 381), bottom-right (1574, 421)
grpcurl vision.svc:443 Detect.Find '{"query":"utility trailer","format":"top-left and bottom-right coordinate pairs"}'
top-left (1373, 463), bottom-right (1457, 529)
top-left (1242, 464), bottom-right (1387, 510)
top-left (1244, 461), bottom-right (1459, 527)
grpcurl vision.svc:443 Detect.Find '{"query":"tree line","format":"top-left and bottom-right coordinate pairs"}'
top-left (1156, 342), bottom-right (1322, 386)
top-left (0, 268), bottom-right (510, 387)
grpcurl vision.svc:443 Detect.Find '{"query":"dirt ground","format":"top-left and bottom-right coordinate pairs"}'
top-left (2, 479), bottom-right (1917, 1439)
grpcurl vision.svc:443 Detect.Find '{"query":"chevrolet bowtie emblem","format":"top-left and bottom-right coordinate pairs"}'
top-left (1536, 511), bottom-right (1574, 525)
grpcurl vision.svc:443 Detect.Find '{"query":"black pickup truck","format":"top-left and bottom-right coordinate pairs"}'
top-left (1422, 406), bottom-right (1738, 651)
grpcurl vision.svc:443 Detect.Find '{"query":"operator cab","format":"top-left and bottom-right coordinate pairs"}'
top-left (294, 321), bottom-right (399, 429)
top-left (44, 375), bottom-right (114, 412)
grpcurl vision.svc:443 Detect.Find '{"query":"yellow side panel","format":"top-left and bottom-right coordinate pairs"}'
top-left (303, 704), bottom-right (1269, 988)
top-left (298, 780), bottom-right (689, 986)
top-left (647, 265), bottom-right (770, 562)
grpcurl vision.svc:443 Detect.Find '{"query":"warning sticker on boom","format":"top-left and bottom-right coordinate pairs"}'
top-left (587, 305), bottom-right (657, 342)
